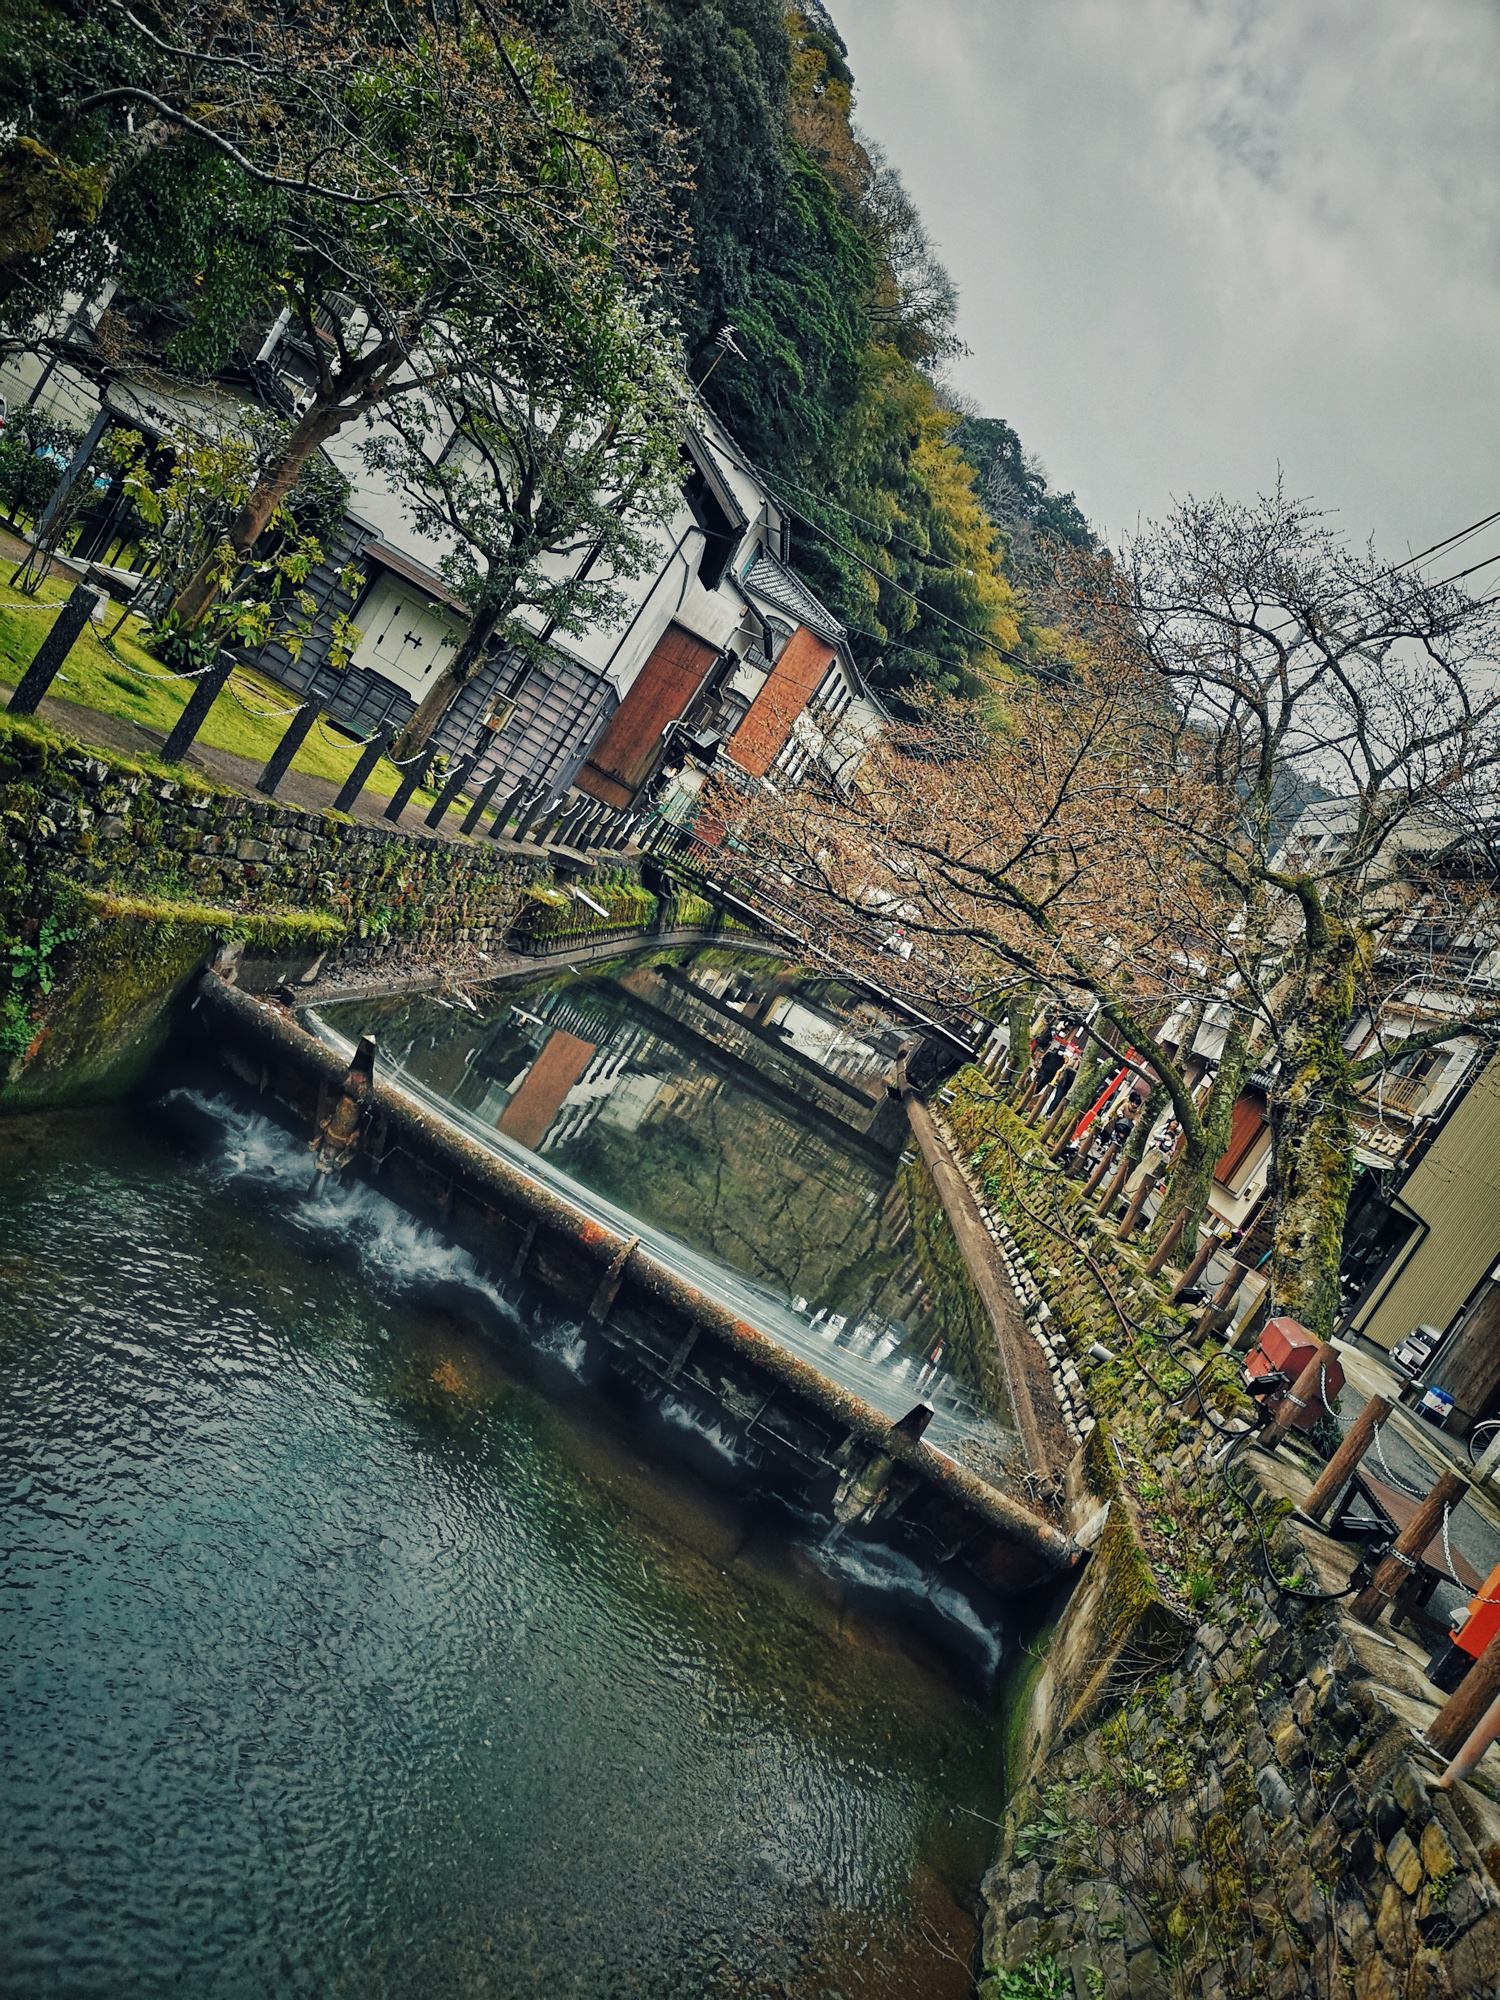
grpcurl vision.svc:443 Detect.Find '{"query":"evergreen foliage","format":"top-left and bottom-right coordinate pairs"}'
top-left (613, 1), bottom-right (1093, 696)
top-left (0, 0), bottom-right (1092, 703)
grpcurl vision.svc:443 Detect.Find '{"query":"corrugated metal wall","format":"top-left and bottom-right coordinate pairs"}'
top-left (430, 644), bottom-right (617, 801)
top-left (574, 624), bottom-right (720, 806)
top-left (727, 628), bottom-right (835, 777)
top-left (1359, 1053), bottom-right (1500, 1349)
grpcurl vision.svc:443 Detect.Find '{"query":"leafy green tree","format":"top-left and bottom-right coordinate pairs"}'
top-left (106, 422), bottom-right (364, 673)
top-left (953, 413), bottom-right (1095, 560)
top-left (0, 404), bottom-right (81, 528)
top-left (1, 0), bottom-right (674, 633)
top-left (361, 297), bottom-right (686, 753)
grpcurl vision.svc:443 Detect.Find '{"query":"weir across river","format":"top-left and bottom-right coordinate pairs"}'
top-left (193, 968), bottom-right (1079, 1596)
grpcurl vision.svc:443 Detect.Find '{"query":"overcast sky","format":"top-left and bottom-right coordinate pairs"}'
top-left (835, 0), bottom-right (1500, 564)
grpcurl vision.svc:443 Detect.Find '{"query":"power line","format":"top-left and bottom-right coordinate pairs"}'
top-left (692, 400), bottom-right (1500, 691)
top-left (692, 381), bottom-right (1500, 611)
top-left (697, 423), bottom-right (1073, 686)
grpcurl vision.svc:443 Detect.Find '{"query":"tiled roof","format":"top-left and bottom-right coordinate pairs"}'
top-left (743, 552), bottom-right (845, 647)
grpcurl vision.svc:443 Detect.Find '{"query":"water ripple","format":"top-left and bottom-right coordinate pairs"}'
top-left (0, 1104), bottom-right (1004, 1999)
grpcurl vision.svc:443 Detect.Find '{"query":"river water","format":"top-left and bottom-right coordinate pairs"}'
top-left (314, 946), bottom-right (1013, 1459)
top-left (0, 1097), bottom-right (1008, 2000)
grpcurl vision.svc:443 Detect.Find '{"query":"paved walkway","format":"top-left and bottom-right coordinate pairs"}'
top-left (11, 683), bottom-right (512, 846)
top-left (900, 1084), bottom-right (1072, 1480)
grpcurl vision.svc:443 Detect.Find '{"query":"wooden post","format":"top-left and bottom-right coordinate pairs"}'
top-left (1041, 1097), bottom-right (1072, 1146)
top-left (257, 698), bottom-right (320, 797)
top-left (1115, 1169), bottom-right (1159, 1241)
top-left (1438, 1681), bottom-right (1500, 1786)
top-left (511, 785), bottom-right (554, 843)
top-left (331, 722), bottom-right (394, 815)
top-left (425, 749), bottom-right (481, 830)
top-left (160, 649), bottom-right (236, 764)
top-left (460, 765), bottom-right (508, 837)
top-left (383, 751), bottom-right (433, 823)
top-left (1097, 1149), bottom-right (1133, 1215)
top-left (1082, 1137), bottom-right (1120, 1200)
top-left (1169, 1233), bottom-right (1218, 1302)
top-left (484, 776), bottom-right (535, 841)
top-left (1260, 1340), bottom-right (1339, 1449)
top-left (1302, 1396), bottom-right (1392, 1523)
top-left (1429, 1630), bottom-right (1500, 1763)
top-left (8, 581), bottom-right (106, 713)
top-left (533, 795), bottom-right (572, 847)
top-left (309, 1032), bottom-right (377, 1176)
top-left (1144, 1210), bottom-right (1187, 1278)
top-left (1350, 1470), bottom-right (1470, 1626)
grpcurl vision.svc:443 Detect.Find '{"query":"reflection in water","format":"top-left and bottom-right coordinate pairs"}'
top-left (0, 1103), bottom-right (1007, 2000)
top-left (317, 948), bottom-right (1009, 1450)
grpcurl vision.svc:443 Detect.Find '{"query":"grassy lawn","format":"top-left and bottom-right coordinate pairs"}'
top-left (0, 568), bottom-right (449, 814)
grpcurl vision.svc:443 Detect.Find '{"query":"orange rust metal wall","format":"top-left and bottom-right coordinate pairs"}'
top-left (576, 624), bottom-right (720, 806)
top-left (727, 627), bottom-right (836, 778)
top-left (498, 1029), bottom-right (596, 1149)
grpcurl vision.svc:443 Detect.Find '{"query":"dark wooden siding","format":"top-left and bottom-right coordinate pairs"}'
top-left (250, 516), bottom-right (380, 717)
top-left (429, 644), bottom-right (617, 800)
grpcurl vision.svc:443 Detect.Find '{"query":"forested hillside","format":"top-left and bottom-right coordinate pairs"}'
top-left (527, 0), bottom-right (1093, 696)
top-left (0, 0), bottom-right (1091, 699)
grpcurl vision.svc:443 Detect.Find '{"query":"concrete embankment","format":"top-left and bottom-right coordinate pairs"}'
top-left (190, 973), bottom-right (1079, 1598)
top-left (935, 1074), bottom-right (1500, 2000)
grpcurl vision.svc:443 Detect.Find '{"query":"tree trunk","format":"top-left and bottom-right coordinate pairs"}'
top-left (1268, 928), bottom-right (1362, 1338)
top-left (1126, 1079), bottom-right (1166, 1164)
top-left (0, 125), bottom-right (175, 301)
top-left (1152, 1018), bottom-right (1252, 1255)
top-left (1049, 1041), bottom-right (1112, 1159)
top-left (390, 605), bottom-right (504, 759)
top-left (1005, 984), bottom-right (1035, 1081)
top-left (170, 398), bottom-right (359, 631)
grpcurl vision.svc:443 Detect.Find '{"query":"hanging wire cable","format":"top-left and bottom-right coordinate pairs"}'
top-left (692, 397), bottom-right (1500, 684)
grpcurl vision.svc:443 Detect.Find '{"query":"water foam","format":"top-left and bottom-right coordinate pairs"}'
top-left (163, 1089), bottom-right (518, 1325)
top-left (810, 1536), bottom-right (1004, 1676)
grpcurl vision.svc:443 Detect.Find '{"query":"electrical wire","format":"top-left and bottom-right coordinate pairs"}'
top-left (692, 383), bottom-right (1500, 613)
top-left (693, 396), bottom-right (1500, 686)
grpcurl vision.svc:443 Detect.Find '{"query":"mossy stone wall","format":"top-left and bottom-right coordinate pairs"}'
top-left (946, 1069), bottom-right (1500, 2000)
top-left (0, 715), bottom-right (556, 1109)
top-left (0, 716), bottom-right (546, 967)
top-left (1, 891), bottom-right (339, 1110)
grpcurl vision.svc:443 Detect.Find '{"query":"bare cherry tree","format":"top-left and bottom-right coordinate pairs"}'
top-left (1065, 489), bottom-right (1500, 1333)
top-left (708, 635), bottom-right (1248, 1251)
top-left (721, 492), bottom-right (1500, 1337)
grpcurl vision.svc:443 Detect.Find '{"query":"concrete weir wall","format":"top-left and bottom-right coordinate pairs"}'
top-left (190, 973), bottom-right (1079, 1599)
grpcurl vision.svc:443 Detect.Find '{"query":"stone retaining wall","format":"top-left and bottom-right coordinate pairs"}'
top-left (985, 1402), bottom-right (1500, 1999)
top-left (0, 715), bottom-right (545, 973)
top-left (941, 1073), bottom-right (1500, 2000)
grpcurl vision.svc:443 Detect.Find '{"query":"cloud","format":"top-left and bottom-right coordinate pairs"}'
top-left (834, 0), bottom-right (1500, 557)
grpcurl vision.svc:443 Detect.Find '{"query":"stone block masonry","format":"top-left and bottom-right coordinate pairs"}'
top-left (0, 714), bottom-right (548, 976)
top-left (939, 1073), bottom-right (1500, 2000)
top-left (984, 1396), bottom-right (1500, 1999)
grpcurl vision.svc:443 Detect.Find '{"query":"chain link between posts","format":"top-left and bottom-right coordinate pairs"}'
top-left (1371, 1418), bottom-right (1427, 1498)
